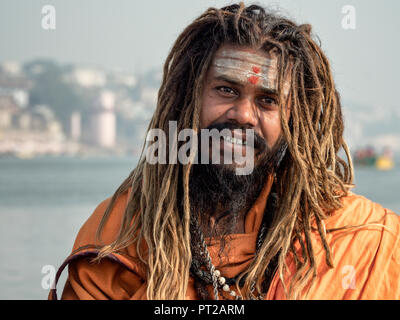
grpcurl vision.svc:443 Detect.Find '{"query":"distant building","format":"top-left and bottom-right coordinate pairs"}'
top-left (0, 64), bottom-right (31, 131)
top-left (90, 90), bottom-right (116, 148)
top-left (66, 67), bottom-right (106, 88)
top-left (1, 61), bottom-right (22, 75)
top-left (17, 111), bottom-right (31, 130)
top-left (111, 71), bottom-right (137, 88)
top-left (0, 96), bottom-right (18, 129)
top-left (0, 67), bottom-right (31, 109)
top-left (70, 111), bottom-right (81, 141)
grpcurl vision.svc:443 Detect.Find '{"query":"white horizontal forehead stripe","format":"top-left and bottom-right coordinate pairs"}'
top-left (211, 49), bottom-right (291, 95)
top-left (213, 54), bottom-right (278, 90)
top-left (213, 58), bottom-right (276, 78)
top-left (218, 49), bottom-right (275, 67)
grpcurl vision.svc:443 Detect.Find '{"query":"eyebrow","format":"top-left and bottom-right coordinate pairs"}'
top-left (214, 74), bottom-right (278, 96)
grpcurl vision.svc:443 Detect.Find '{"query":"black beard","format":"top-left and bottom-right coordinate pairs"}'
top-left (188, 124), bottom-right (287, 238)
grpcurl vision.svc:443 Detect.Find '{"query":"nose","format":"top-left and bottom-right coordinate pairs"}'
top-left (225, 97), bottom-right (257, 128)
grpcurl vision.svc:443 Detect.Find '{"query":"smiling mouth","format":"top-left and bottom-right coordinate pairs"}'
top-left (221, 135), bottom-right (247, 146)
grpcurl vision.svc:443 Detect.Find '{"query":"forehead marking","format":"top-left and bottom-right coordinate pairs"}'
top-left (218, 49), bottom-right (275, 66)
top-left (212, 49), bottom-right (290, 96)
top-left (248, 75), bottom-right (260, 85)
top-left (252, 66), bottom-right (261, 74)
top-left (213, 49), bottom-right (278, 89)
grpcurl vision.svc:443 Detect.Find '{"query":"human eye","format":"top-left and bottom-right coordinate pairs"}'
top-left (215, 86), bottom-right (237, 97)
top-left (258, 96), bottom-right (278, 108)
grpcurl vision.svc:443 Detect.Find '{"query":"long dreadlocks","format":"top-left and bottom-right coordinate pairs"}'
top-left (94, 3), bottom-right (354, 300)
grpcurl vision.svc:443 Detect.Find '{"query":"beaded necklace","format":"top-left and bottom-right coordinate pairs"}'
top-left (190, 191), bottom-right (277, 300)
top-left (190, 231), bottom-right (266, 300)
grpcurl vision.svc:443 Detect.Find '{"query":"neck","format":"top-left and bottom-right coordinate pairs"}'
top-left (199, 204), bottom-right (248, 238)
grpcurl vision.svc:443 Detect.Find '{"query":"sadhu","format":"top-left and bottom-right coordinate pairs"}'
top-left (49, 2), bottom-right (400, 300)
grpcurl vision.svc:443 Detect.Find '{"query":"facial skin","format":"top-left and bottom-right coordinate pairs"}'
top-left (200, 44), bottom-right (291, 168)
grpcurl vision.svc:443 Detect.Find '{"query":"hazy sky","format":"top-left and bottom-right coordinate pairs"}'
top-left (0, 0), bottom-right (399, 111)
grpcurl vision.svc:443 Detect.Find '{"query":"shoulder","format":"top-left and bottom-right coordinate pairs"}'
top-left (325, 192), bottom-right (400, 254)
top-left (306, 193), bottom-right (400, 299)
top-left (71, 188), bottom-right (131, 253)
top-left (326, 192), bottom-right (400, 233)
top-left (49, 188), bottom-right (147, 300)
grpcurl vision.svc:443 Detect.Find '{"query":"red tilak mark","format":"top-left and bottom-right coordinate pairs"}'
top-left (252, 66), bottom-right (261, 74)
top-left (248, 75), bottom-right (260, 85)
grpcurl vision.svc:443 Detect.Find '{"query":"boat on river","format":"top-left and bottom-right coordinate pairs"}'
top-left (354, 146), bottom-right (394, 171)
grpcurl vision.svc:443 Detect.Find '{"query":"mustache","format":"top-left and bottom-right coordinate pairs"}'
top-left (203, 122), bottom-right (267, 154)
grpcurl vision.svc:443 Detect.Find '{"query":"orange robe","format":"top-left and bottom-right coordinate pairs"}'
top-left (49, 175), bottom-right (400, 300)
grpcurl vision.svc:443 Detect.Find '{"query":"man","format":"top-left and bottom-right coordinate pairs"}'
top-left (49, 3), bottom-right (400, 300)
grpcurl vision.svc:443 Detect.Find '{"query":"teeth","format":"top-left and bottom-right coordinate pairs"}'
top-left (223, 135), bottom-right (246, 145)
